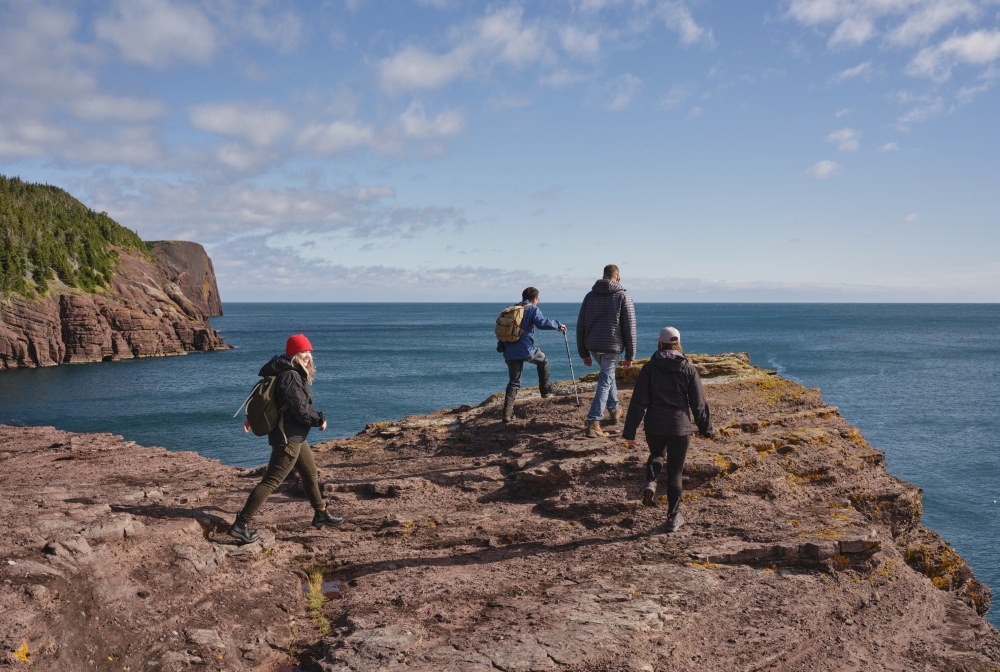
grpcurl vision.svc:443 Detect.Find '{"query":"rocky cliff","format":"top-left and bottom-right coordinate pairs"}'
top-left (147, 241), bottom-right (224, 317)
top-left (1, 355), bottom-right (997, 671)
top-left (0, 243), bottom-right (227, 369)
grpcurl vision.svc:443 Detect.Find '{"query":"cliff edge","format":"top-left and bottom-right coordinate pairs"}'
top-left (1, 354), bottom-right (997, 671)
top-left (0, 176), bottom-right (227, 369)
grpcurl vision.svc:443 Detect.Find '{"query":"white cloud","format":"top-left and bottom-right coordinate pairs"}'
top-left (835, 108), bottom-right (851, 117)
top-left (653, 1), bottom-right (715, 47)
top-left (657, 83), bottom-right (694, 109)
top-left (830, 61), bottom-right (873, 84)
top-left (878, 141), bottom-right (900, 151)
top-left (786, 0), bottom-right (986, 49)
top-left (70, 95), bottom-right (168, 122)
top-left (378, 6), bottom-right (545, 94)
top-left (826, 127), bottom-right (861, 151)
top-left (0, 120), bottom-right (69, 159)
top-left (296, 121), bottom-right (375, 154)
top-left (69, 126), bottom-right (164, 165)
top-left (95, 0), bottom-right (216, 67)
top-left (399, 101), bottom-right (466, 138)
top-left (540, 69), bottom-right (590, 88)
top-left (804, 160), bottom-right (842, 180)
top-left (686, 105), bottom-right (703, 119)
top-left (189, 103), bottom-right (292, 146)
top-left (902, 213), bottom-right (919, 223)
top-left (606, 74), bottom-right (642, 110)
top-left (560, 27), bottom-right (601, 58)
top-left (907, 29), bottom-right (1000, 81)
top-left (897, 98), bottom-right (944, 126)
top-left (208, 0), bottom-right (303, 53)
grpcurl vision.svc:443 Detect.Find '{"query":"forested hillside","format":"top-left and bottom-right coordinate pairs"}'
top-left (0, 175), bottom-right (148, 296)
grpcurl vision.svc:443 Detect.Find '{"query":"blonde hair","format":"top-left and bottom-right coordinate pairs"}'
top-left (292, 351), bottom-right (316, 383)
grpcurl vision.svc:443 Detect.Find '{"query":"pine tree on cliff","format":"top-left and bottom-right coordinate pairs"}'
top-left (0, 175), bottom-right (149, 297)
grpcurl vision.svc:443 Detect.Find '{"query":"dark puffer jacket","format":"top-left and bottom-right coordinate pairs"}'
top-left (622, 349), bottom-right (712, 439)
top-left (576, 279), bottom-right (637, 360)
top-left (258, 354), bottom-right (326, 447)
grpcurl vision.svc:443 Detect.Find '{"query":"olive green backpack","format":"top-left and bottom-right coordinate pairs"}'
top-left (235, 376), bottom-right (288, 440)
top-left (495, 304), bottom-right (526, 343)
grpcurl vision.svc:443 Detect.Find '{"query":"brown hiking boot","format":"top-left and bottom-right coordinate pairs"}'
top-left (586, 420), bottom-right (607, 438)
top-left (608, 407), bottom-right (622, 425)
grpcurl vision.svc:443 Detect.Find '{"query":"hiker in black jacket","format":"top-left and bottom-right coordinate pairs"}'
top-left (228, 334), bottom-right (342, 544)
top-left (622, 327), bottom-right (713, 533)
top-left (577, 264), bottom-right (637, 438)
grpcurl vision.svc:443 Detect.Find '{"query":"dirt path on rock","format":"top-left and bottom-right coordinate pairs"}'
top-left (2, 353), bottom-right (998, 671)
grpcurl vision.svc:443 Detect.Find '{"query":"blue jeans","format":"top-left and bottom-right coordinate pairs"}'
top-left (587, 351), bottom-right (619, 421)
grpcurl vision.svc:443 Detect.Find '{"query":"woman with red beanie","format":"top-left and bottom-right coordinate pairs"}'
top-left (228, 334), bottom-right (342, 543)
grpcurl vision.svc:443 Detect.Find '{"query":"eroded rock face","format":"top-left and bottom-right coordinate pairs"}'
top-left (1, 356), bottom-right (998, 671)
top-left (0, 244), bottom-right (227, 370)
top-left (147, 240), bottom-right (223, 317)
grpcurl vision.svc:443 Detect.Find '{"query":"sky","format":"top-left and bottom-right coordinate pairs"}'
top-left (1, 0), bottom-right (998, 302)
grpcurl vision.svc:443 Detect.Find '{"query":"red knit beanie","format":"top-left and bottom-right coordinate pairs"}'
top-left (285, 334), bottom-right (313, 356)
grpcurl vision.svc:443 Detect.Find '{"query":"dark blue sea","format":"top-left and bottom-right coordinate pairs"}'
top-left (1, 304), bottom-right (998, 623)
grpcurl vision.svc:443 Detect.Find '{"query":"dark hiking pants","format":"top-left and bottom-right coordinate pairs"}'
top-left (505, 349), bottom-right (550, 405)
top-left (237, 440), bottom-right (324, 524)
top-left (646, 434), bottom-right (690, 515)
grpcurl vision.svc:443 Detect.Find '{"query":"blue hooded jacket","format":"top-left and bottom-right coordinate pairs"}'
top-left (502, 302), bottom-right (562, 361)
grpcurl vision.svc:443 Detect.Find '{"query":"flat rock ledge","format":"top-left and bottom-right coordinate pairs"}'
top-left (1, 353), bottom-right (998, 671)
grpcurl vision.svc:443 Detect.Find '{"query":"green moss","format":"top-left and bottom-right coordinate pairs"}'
top-left (0, 175), bottom-right (149, 297)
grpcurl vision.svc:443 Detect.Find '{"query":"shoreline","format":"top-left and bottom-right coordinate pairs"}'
top-left (2, 353), bottom-right (998, 670)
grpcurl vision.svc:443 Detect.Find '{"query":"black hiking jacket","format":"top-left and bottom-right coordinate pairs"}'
top-left (576, 279), bottom-right (637, 361)
top-left (259, 354), bottom-right (326, 447)
top-left (622, 349), bottom-right (712, 439)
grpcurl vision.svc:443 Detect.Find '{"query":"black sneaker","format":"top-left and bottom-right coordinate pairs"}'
top-left (665, 512), bottom-right (684, 533)
top-left (642, 482), bottom-right (656, 507)
top-left (227, 520), bottom-right (260, 544)
top-left (312, 509), bottom-right (344, 529)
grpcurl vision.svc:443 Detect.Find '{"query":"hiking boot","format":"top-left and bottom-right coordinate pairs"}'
top-left (312, 509), bottom-right (344, 529)
top-left (502, 393), bottom-right (516, 423)
top-left (227, 519), bottom-right (260, 545)
top-left (608, 407), bottom-right (622, 425)
top-left (586, 420), bottom-right (607, 438)
top-left (642, 481), bottom-right (657, 507)
top-left (539, 382), bottom-right (554, 398)
top-left (664, 511), bottom-right (684, 533)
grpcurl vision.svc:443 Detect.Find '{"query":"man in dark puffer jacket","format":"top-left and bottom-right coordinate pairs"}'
top-left (576, 264), bottom-right (637, 438)
top-left (622, 327), bottom-right (713, 533)
top-left (228, 334), bottom-right (343, 544)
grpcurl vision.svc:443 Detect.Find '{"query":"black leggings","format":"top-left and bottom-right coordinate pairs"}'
top-left (646, 434), bottom-right (690, 514)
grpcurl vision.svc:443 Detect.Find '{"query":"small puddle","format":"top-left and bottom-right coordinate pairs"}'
top-left (302, 579), bottom-right (343, 598)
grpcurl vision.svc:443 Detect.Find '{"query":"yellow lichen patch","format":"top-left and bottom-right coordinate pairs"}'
top-left (833, 554), bottom-right (851, 569)
top-left (689, 561), bottom-right (720, 569)
top-left (13, 641), bottom-right (28, 663)
top-left (786, 429), bottom-right (833, 446)
top-left (906, 543), bottom-right (966, 591)
top-left (789, 520), bottom-right (800, 526)
top-left (839, 427), bottom-right (871, 448)
top-left (755, 377), bottom-right (804, 406)
top-left (717, 426), bottom-right (741, 438)
top-left (877, 560), bottom-right (898, 577)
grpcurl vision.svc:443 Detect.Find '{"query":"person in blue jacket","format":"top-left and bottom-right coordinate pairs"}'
top-left (500, 287), bottom-right (567, 423)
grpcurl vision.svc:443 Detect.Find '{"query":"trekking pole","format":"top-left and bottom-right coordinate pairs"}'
top-left (562, 330), bottom-right (581, 406)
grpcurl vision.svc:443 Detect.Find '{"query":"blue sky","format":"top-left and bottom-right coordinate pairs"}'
top-left (1, 0), bottom-right (998, 301)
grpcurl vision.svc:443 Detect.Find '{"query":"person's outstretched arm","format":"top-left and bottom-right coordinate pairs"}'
top-left (531, 307), bottom-right (563, 331)
top-left (622, 363), bottom-right (651, 441)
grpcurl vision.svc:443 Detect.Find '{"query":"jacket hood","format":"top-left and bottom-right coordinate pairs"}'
top-left (591, 279), bottom-right (625, 295)
top-left (259, 354), bottom-right (295, 377)
top-left (651, 348), bottom-right (687, 372)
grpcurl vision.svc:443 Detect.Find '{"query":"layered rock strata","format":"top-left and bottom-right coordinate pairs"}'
top-left (0, 243), bottom-right (226, 370)
top-left (1, 355), bottom-right (998, 671)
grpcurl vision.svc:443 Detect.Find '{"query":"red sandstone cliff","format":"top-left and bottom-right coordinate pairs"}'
top-left (0, 243), bottom-right (227, 370)
top-left (147, 240), bottom-right (224, 317)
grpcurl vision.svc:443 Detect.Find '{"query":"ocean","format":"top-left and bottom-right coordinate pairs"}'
top-left (1, 303), bottom-right (998, 624)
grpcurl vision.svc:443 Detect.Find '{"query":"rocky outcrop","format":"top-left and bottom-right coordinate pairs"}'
top-left (147, 241), bottom-right (223, 317)
top-left (0, 244), bottom-right (227, 370)
top-left (1, 356), bottom-right (998, 670)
